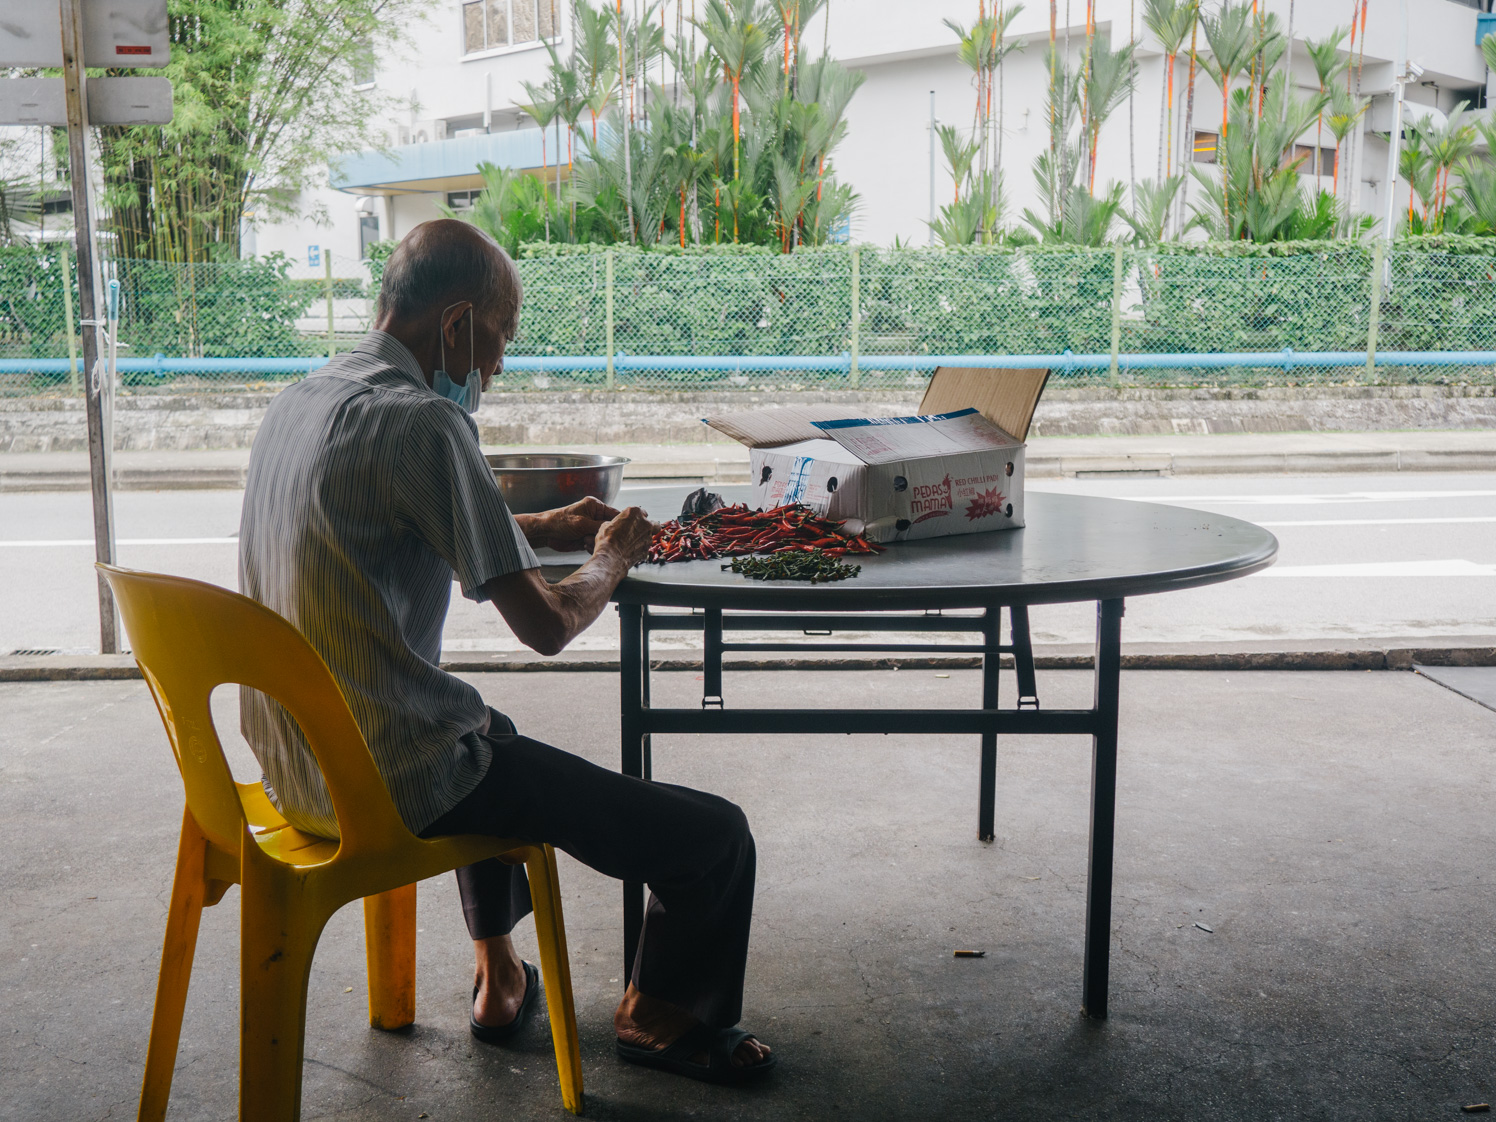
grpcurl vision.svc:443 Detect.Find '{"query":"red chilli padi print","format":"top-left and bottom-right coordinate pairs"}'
top-left (964, 487), bottom-right (1007, 521)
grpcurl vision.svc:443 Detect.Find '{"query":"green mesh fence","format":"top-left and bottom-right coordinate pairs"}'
top-left (2, 241), bottom-right (1495, 395)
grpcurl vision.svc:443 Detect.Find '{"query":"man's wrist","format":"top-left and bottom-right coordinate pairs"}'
top-left (514, 511), bottom-right (547, 545)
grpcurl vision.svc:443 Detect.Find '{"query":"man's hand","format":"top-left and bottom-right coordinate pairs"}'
top-left (519, 496), bottom-right (620, 553)
top-left (484, 504), bottom-right (655, 657)
top-left (594, 506), bottom-right (653, 566)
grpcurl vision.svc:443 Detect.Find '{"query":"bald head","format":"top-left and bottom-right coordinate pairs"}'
top-left (375, 219), bottom-right (522, 339)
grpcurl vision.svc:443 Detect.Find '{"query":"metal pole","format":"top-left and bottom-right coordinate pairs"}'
top-left (60, 0), bottom-right (118, 653)
top-left (61, 244), bottom-right (79, 395)
top-left (605, 249), bottom-right (615, 388)
top-left (1108, 243), bottom-right (1125, 382)
top-left (849, 247), bottom-right (860, 387)
top-left (928, 91), bottom-right (936, 245)
top-left (325, 251), bottom-right (336, 359)
top-left (1082, 597), bottom-right (1124, 1019)
top-left (977, 607), bottom-right (1000, 842)
top-left (1366, 239), bottom-right (1385, 384)
top-left (618, 603), bottom-right (646, 978)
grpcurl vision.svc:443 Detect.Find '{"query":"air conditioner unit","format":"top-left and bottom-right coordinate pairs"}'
top-left (408, 118), bottom-right (447, 145)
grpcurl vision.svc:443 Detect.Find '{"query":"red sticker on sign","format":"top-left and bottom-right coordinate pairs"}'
top-left (116, 45), bottom-right (152, 55)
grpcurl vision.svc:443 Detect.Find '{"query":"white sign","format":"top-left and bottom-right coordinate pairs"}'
top-left (0, 75), bottom-right (172, 125)
top-left (0, 0), bottom-right (170, 68)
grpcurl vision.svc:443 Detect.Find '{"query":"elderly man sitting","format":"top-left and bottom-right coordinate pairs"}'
top-left (237, 219), bottom-right (772, 1083)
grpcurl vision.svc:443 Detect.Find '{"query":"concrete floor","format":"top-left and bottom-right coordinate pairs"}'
top-left (4, 668), bottom-right (1496, 1121)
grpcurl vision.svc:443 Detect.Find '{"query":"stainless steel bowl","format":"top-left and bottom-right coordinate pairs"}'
top-left (485, 453), bottom-right (629, 515)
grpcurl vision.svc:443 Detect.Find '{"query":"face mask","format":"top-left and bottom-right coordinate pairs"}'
top-left (432, 303), bottom-right (481, 413)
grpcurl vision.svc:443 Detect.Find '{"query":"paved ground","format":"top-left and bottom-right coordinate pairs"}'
top-left (4, 668), bottom-right (1496, 1121)
top-left (5, 429), bottom-right (1496, 491)
top-left (2, 472), bottom-right (1493, 656)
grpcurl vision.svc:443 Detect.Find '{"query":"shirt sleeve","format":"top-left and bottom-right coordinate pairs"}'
top-left (393, 400), bottom-right (541, 600)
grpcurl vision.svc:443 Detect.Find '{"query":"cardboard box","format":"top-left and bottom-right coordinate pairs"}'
top-left (704, 367), bottom-right (1048, 543)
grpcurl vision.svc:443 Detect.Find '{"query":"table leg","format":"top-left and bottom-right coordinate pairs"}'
top-left (702, 607), bottom-right (724, 707)
top-left (619, 603), bottom-right (646, 982)
top-left (978, 606), bottom-right (1000, 842)
top-left (1010, 604), bottom-right (1040, 708)
top-left (640, 607), bottom-right (652, 781)
top-left (1082, 597), bottom-right (1124, 1019)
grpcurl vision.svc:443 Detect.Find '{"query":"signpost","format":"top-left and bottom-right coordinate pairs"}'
top-left (0, 0), bottom-right (171, 653)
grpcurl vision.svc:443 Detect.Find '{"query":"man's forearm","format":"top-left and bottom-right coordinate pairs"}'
top-left (545, 546), bottom-right (635, 645)
top-left (485, 543), bottom-right (636, 656)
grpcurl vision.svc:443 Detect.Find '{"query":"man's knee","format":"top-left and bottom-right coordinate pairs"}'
top-left (706, 795), bottom-right (754, 861)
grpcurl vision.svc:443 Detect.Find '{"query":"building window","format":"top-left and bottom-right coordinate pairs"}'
top-left (359, 213), bottom-right (381, 259)
top-left (1192, 131), bottom-right (1218, 165)
top-left (1292, 144), bottom-right (1335, 176)
top-left (446, 189), bottom-right (482, 210)
top-left (462, 0), bottom-right (558, 54)
top-left (351, 38), bottom-right (376, 88)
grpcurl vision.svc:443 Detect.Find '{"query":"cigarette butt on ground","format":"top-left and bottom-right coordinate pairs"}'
top-left (1461, 1105), bottom-right (1490, 1114)
top-left (953, 949), bottom-right (986, 958)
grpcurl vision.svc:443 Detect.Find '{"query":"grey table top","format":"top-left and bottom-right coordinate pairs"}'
top-left (562, 487), bottom-right (1278, 612)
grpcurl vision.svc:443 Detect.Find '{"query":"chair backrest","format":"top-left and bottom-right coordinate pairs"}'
top-left (98, 564), bottom-right (411, 858)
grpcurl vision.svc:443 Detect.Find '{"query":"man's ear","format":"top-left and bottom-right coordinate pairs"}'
top-left (441, 301), bottom-right (474, 343)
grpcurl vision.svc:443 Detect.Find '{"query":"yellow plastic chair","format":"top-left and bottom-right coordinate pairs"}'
top-left (98, 564), bottom-right (584, 1121)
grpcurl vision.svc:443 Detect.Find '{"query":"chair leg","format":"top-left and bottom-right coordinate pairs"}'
top-left (363, 884), bottom-right (417, 1030)
top-left (239, 865), bottom-right (326, 1122)
top-left (138, 809), bottom-right (210, 1122)
top-left (526, 844), bottom-right (584, 1116)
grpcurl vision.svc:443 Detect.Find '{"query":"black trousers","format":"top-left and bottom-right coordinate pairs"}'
top-left (421, 710), bottom-right (757, 1028)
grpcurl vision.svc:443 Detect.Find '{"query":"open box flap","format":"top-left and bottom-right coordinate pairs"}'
top-left (918, 367), bottom-right (1049, 442)
top-left (703, 403), bottom-right (864, 448)
top-left (813, 408), bottom-right (1019, 466)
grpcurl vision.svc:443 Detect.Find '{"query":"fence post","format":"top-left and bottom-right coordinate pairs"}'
top-left (1365, 239), bottom-right (1386, 384)
top-left (849, 247), bottom-right (860, 388)
top-left (61, 245), bottom-right (79, 395)
top-left (1108, 243), bottom-right (1125, 382)
top-left (605, 249), bottom-right (615, 389)
top-left (325, 252), bottom-right (336, 359)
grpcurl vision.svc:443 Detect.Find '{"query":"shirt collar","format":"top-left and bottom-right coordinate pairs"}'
top-left (353, 330), bottom-right (430, 393)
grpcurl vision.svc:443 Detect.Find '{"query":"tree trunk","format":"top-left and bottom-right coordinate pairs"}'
top-left (1175, 14), bottom-right (1199, 238)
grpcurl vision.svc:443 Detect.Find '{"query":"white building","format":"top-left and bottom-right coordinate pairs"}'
top-left (72, 0), bottom-right (1496, 265)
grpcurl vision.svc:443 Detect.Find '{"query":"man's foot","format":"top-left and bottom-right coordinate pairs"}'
top-left (614, 984), bottom-right (772, 1070)
top-left (473, 934), bottom-right (529, 1028)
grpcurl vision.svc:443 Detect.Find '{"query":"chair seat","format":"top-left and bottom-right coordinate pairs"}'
top-left (254, 824), bottom-right (340, 867)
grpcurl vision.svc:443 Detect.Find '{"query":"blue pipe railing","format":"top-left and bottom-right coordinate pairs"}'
top-left (2, 348), bottom-right (1493, 377)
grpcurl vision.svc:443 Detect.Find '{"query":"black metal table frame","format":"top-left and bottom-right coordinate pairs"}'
top-left (617, 596), bottom-right (1126, 1019)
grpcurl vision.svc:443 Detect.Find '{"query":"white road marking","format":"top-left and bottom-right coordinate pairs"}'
top-left (1258, 560), bottom-right (1496, 577)
top-left (1255, 516), bottom-right (1496, 527)
top-left (0, 537), bottom-right (237, 547)
top-left (1131, 490), bottom-right (1496, 506)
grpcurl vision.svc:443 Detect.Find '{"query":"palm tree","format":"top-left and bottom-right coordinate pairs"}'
top-left (1080, 36), bottom-right (1135, 191)
top-left (1143, 0), bottom-right (1194, 185)
top-left (1323, 84), bottom-right (1366, 202)
top-left (1125, 174), bottom-right (1182, 243)
top-left (1409, 104), bottom-right (1477, 231)
top-left (612, 0), bottom-right (634, 241)
top-left (572, 0), bottom-right (619, 142)
top-left (1303, 26), bottom-right (1348, 184)
top-left (698, 0), bottom-right (770, 240)
top-left (517, 82), bottom-right (561, 240)
top-left (1173, 2), bottom-right (1200, 237)
top-left (1200, 0), bottom-right (1254, 143)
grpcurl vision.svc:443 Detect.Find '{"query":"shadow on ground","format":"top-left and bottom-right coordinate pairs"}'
top-left (2, 668), bottom-right (1494, 1120)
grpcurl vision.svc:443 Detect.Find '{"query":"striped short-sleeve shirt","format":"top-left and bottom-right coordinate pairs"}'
top-left (238, 331), bottom-right (539, 838)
